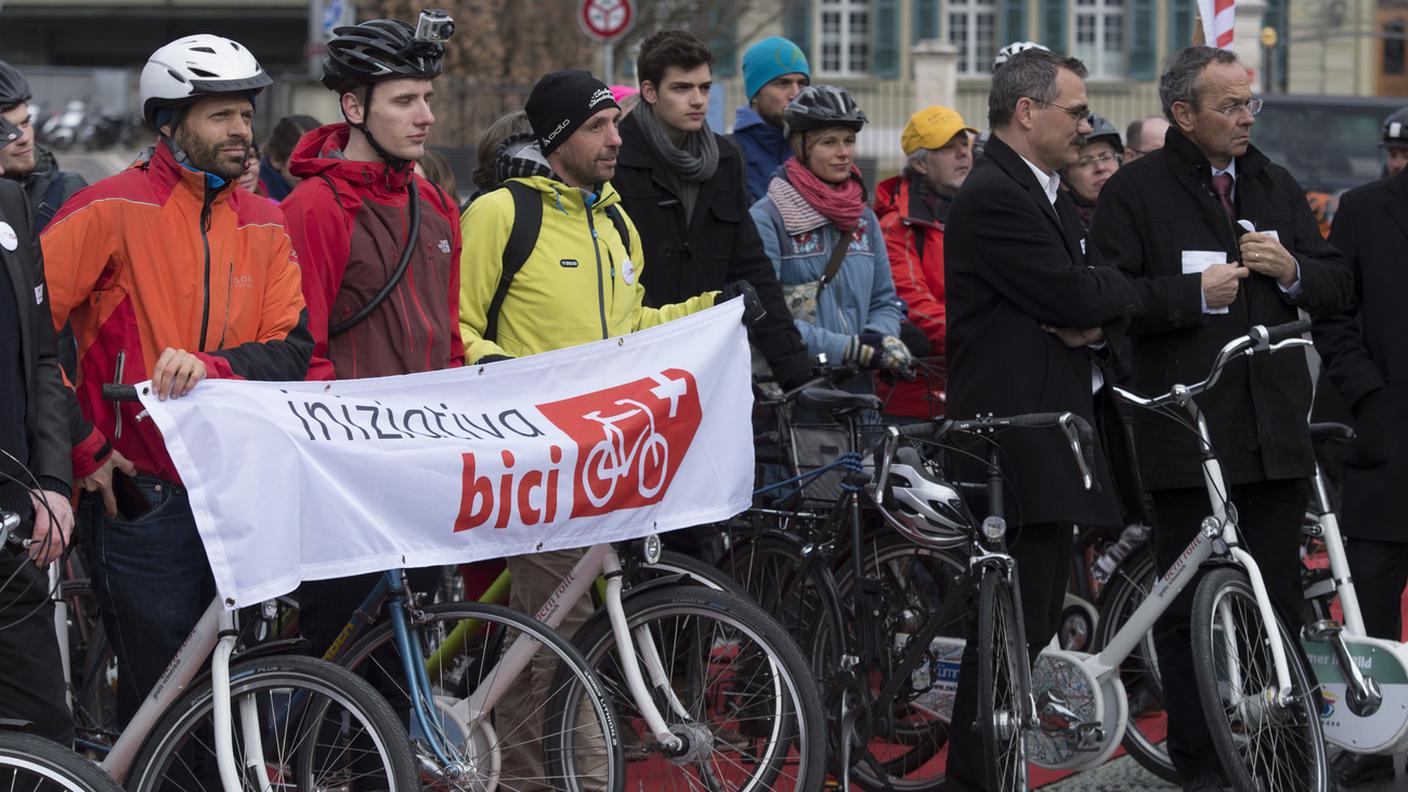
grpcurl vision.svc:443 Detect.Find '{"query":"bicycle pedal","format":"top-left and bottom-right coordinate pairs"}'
top-left (1075, 722), bottom-right (1106, 751)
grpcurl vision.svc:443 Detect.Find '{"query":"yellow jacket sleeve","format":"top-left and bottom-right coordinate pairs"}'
top-left (458, 191), bottom-right (513, 363)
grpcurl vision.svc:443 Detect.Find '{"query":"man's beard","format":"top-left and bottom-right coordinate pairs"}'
top-left (0, 150), bottom-right (36, 178)
top-left (175, 125), bottom-right (248, 181)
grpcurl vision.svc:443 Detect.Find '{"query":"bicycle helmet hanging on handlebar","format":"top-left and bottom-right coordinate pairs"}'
top-left (319, 10), bottom-right (453, 337)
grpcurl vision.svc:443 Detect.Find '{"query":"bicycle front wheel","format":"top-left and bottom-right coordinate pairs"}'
top-left (336, 601), bottom-right (624, 792)
top-left (127, 654), bottom-right (418, 792)
top-left (0, 730), bottom-right (124, 792)
top-left (559, 586), bottom-right (827, 792)
top-left (1191, 566), bottom-right (1329, 792)
top-left (976, 565), bottom-right (1030, 792)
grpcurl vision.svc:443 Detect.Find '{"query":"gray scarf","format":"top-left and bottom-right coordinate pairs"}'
top-left (635, 103), bottom-right (719, 220)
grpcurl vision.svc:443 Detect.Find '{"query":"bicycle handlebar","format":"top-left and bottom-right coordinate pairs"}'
top-left (1114, 320), bottom-right (1311, 411)
top-left (102, 384), bottom-right (142, 402)
top-left (877, 410), bottom-right (1097, 494)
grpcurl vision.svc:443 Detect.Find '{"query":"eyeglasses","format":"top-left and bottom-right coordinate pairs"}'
top-left (1032, 99), bottom-right (1092, 122)
top-left (1208, 97), bottom-right (1263, 118)
top-left (1073, 151), bottom-right (1122, 168)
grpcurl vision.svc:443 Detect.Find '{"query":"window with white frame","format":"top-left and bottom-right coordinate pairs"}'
top-left (948, 0), bottom-right (997, 75)
top-left (1074, 0), bottom-right (1126, 77)
top-left (818, 0), bottom-right (871, 76)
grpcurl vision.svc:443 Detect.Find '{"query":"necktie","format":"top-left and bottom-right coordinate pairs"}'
top-left (1211, 172), bottom-right (1235, 218)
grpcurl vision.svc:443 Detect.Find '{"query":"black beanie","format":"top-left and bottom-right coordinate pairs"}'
top-left (525, 69), bottom-right (619, 156)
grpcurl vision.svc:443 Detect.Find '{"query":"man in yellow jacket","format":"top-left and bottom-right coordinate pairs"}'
top-left (459, 68), bottom-right (757, 787)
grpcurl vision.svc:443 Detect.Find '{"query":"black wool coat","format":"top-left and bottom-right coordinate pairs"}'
top-left (945, 133), bottom-right (1142, 529)
top-left (1090, 127), bottom-right (1352, 491)
top-left (1312, 168), bottom-right (1408, 540)
top-left (612, 112), bottom-right (810, 388)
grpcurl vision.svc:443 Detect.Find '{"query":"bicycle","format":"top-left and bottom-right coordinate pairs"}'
top-left (1024, 320), bottom-right (1330, 790)
top-left (721, 381), bottom-right (1102, 791)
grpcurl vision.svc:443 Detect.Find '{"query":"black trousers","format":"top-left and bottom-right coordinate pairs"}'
top-left (1151, 479), bottom-right (1310, 782)
top-left (944, 522), bottom-right (1072, 792)
top-left (1343, 537), bottom-right (1408, 641)
top-left (0, 543), bottom-right (73, 745)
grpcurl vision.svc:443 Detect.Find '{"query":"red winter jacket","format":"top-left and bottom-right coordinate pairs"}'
top-left (281, 124), bottom-right (464, 381)
top-left (874, 174), bottom-right (948, 418)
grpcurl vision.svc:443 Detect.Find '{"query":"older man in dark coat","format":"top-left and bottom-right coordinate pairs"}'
top-left (1311, 163), bottom-right (1408, 787)
top-left (1090, 46), bottom-right (1352, 791)
top-left (942, 48), bottom-right (1139, 791)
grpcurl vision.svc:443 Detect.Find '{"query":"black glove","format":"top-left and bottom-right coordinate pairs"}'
top-left (719, 280), bottom-right (767, 326)
top-left (1347, 388), bottom-right (1390, 467)
top-left (476, 354), bottom-right (514, 364)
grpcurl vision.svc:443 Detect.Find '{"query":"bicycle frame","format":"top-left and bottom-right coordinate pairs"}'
top-left (443, 543), bottom-right (690, 752)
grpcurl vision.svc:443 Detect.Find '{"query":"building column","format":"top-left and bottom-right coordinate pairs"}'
top-left (912, 39), bottom-right (960, 109)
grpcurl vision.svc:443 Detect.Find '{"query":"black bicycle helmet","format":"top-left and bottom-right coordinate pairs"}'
top-left (782, 85), bottom-right (867, 139)
top-left (1083, 113), bottom-right (1123, 153)
top-left (1383, 106), bottom-right (1408, 149)
top-left (322, 19), bottom-right (447, 95)
top-left (0, 60), bottom-right (32, 109)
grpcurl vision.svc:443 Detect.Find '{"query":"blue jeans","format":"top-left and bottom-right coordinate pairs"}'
top-left (83, 475), bottom-right (215, 724)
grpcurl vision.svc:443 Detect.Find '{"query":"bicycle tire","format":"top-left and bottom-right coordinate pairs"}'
top-left (59, 579), bottom-right (120, 752)
top-left (720, 531), bottom-right (844, 678)
top-left (557, 585), bottom-right (828, 792)
top-left (1092, 546), bottom-right (1176, 783)
top-left (977, 565), bottom-right (1030, 792)
top-left (336, 601), bottom-right (625, 792)
top-left (126, 654), bottom-right (418, 792)
top-left (1190, 566), bottom-right (1329, 792)
top-left (0, 730), bottom-right (124, 792)
top-left (832, 534), bottom-right (970, 792)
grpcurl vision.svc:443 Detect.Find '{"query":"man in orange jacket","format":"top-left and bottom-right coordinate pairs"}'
top-left (874, 105), bottom-right (976, 417)
top-left (42, 35), bottom-right (312, 722)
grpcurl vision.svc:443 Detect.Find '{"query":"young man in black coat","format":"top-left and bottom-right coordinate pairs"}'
top-left (1311, 165), bottom-right (1408, 787)
top-left (613, 30), bottom-right (810, 390)
top-left (942, 48), bottom-right (1139, 791)
top-left (1089, 46), bottom-right (1352, 792)
top-left (0, 116), bottom-right (75, 745)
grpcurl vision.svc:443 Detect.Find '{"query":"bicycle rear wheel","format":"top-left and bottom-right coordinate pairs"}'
top-left (126, 654), bottom-right (418, 792)
top-left (721, 531), bottom-right (843, 678)
top-left (558, 586), bottom-right (827, 792)
top-left (1190, 566), bottom-right (1329, 792)
top-left (336, 601), bottom-right (624, 792)
top-left (0, 730), bottom-right (123, 792)
top-left (1092, 546), bottom-right (1176, 783)
top-left (976, 565), bottom-right (1030, 792)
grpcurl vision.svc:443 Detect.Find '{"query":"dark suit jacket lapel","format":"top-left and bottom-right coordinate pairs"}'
top-left (1053, 193), bottom-right (1088, 265)
top-left (2, 241), bottom-right (33, 390)
top-left (984, 134), bottom-right (1063, 229)
top-left (1385, 168), bottom-right (1408, 243)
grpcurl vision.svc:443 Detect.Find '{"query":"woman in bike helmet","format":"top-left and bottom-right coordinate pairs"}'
top-left (748, 85), bottom-right (908, 399)
top-left (1061, 113), bottom-right (1123, 228)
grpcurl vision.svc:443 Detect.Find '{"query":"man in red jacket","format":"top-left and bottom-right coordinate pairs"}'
top-left (874, 105), bottom-right (975, 417)
top-left (278, 15), bottom-right (463, 658)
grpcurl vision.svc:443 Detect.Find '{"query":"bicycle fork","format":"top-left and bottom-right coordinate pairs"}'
top-left (210, 608), bottom-right (274, 792)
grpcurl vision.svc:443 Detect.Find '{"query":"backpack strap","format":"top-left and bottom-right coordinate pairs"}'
top-left (604, 204), bottom-right (632, 258)
top-left (485, 180), bottom-right (542, 343)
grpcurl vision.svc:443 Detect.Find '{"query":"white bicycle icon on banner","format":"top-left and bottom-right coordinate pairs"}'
top-left (580, 374), bottom-right (690, 508)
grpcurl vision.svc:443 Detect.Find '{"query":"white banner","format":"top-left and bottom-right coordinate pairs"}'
top-left (138, 301), bottom-right (755, 607)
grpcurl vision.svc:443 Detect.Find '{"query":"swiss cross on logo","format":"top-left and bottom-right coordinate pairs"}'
top-left (536, 369), bottom-right (702, 518)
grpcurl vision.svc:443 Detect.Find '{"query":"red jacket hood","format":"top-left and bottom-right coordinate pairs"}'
top-left (873, 173), bottom-right (942, 231)
top-left (289, 122), bottom-right (414, 201)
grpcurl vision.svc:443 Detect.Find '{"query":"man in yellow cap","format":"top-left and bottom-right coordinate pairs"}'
top-left (873, 105), bottom-right (976, 418)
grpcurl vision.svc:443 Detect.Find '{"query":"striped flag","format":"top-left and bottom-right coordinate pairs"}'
top-left (1197, 0), bottom-right (1236, 48)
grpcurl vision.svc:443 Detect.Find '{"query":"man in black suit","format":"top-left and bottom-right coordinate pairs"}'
top-left (0, 114), bottom-right (74, 744)
top-left (1090, 46), bottom-right (1351, 792)
top-left (942, 48), bottom-right (1139, 791)
top-left (1311, 163), bottom-right (1408, 788)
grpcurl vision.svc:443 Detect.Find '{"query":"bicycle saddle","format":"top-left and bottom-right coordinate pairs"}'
top-left (1309, 422), bottom-right (1354, 442)
top-left (796, 387), bottom-right (882, 414)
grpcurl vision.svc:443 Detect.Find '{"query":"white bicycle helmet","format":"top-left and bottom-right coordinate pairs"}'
top-left (882, 447), bottom-right (971, 548)
top-left (140, 34), bottom-right (272, 128)
top-left (993, 41), bottom-right (1051, 71)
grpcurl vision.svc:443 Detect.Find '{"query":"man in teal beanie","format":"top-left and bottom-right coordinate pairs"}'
top-left (731, 36), bottom-right (810, 203)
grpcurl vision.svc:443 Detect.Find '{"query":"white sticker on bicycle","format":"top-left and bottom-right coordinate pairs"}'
top-left (137, 301), bottom-right (756, 607)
